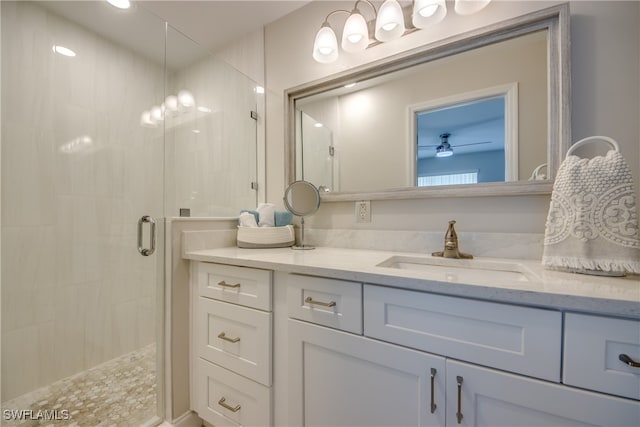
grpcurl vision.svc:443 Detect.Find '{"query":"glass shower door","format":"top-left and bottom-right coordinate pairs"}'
top-left (1, 1), bottom-right (166, 425)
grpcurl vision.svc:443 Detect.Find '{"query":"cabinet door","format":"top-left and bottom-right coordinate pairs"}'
top-left (447, 359), bottom-right (640, 427)
top-left (289, 319), bottom-right (446, 427)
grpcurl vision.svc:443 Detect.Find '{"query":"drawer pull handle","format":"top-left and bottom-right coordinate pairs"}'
top-left (456, 376), bottom-right (463, 424)
top-left (218, 280), bottom-right (241, 288)
top-left (430, 368), bottom-right (437, 414)
top-left (305, 296), bottom-right (336, 308)
top-left (218, 397), bottom-right (241, 413)
top-left (218, 332), bottom-right (240, 343)
top-left (619, 354), bottom-right (640, 368)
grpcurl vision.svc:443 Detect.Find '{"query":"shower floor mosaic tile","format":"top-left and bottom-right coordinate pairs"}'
top-left (1, 344), bottom-right (157, 427)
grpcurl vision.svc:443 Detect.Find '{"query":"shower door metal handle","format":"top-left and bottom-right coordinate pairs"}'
top-left (137, 215), bottom-right (156, 256)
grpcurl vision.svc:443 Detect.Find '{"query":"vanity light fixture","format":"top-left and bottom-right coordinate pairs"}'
top-left (312, 0), bottom-right (491, 64)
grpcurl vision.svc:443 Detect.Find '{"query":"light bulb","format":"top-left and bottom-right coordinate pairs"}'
top-left (375, 0), bottom-right (406, 42)
top-left (413, 0), bottom-right (447, 28)
top-left (313, 24), bottom-right (339, 63)
top-left (342, 10), bottom-right (369, 53)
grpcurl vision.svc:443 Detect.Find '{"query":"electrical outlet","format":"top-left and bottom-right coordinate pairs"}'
top-left (355, 200), bottom-right (371, 223)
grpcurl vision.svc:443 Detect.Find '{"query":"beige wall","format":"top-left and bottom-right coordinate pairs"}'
top-left (265, 0), bottom-right (640, 234)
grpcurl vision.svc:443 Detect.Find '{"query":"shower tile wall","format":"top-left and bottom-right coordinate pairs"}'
top-left (1, 1), bottom-right (163, 400)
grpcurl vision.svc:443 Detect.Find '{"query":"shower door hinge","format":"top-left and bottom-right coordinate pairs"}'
top-left (250, 110), bottom-right (258, 120)
top-left (329, 146), bottom-right (335, 156)
top-left (250, 181), bottom-right (258, 190)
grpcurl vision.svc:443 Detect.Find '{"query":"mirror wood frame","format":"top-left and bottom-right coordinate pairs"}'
top-left (285, 3), bottom-right (570, 201)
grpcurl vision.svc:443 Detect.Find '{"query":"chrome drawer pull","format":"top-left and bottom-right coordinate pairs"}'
top-left (305, 296), bottom-right (336, 308)
top-left (218, 397), bottom-right (241, 412)
top-left (218, 280), bottom-right (241, 288)
top-left (430, 368), bottom-right (437, 414)
top-left (619, 354), bottom-right (640, 368)
top-left (456, 376), bottom-right (463, 424)
top-left (218, 332), bottom-right (240, 343)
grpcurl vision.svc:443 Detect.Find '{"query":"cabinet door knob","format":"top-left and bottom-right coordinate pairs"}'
top-left (430, 368), bottom-right (437, 414)
top-left (218, 332), bottom-right (241, 343)
top-left (218, 280), bottom-right (241, 288)
top-left (456, 376), bottom-right (464, 424)
top-left (304, 296), bottom-right (336, 308)
top-left (619, 354), bottom-right (640, 368)
top-left (218, 397), bottom-right (241, 412)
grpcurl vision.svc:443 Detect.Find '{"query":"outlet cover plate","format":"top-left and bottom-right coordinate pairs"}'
top-left (355, 200), bottom-right (371, 223)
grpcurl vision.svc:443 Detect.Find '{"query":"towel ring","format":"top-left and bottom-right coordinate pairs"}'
top-left (566, 136), bottom-right (620, 157)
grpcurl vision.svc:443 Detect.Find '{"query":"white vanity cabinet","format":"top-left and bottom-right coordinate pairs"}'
top-left (188, 259), bottom-right (639, 427)
top-left (284, 277), bottom-right (639, 427)
top-left (191, 262), bottom-right (273, 427)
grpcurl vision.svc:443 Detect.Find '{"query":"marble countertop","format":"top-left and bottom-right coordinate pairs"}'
top-left (184, 246), bottom-right (640, 318)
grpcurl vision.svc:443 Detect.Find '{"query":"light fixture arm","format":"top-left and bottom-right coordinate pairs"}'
top-left (322, 9), bottom-right (351, 26)
top-left (353, 0), bottom-right (377, 17)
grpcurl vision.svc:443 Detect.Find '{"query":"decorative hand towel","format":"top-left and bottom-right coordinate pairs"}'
top-left (257, 203), bottom-right (275, 227)
top-left (543, 136), bottom-right (640, 275)
top-left (239, 211), bottom-right (259, 228)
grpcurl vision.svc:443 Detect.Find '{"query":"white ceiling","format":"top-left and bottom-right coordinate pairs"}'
top-left (37, 0), bottom-right (310, 70)
top-left (141, 0), bottom-right (310, 51)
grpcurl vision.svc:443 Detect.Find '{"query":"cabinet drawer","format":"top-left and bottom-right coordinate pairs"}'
top-left (197, 297), bottom-right (272, 386)
top-left (364, 284), bottom-right (562, 381)
top-left (195, 358), bottom-right (271, 427)
top-left (564, 313), bottom-right (640, 400)
top-left (196, 262), bottom-right (272, 311)
top-left (286, 274), bottom-right (362, 334)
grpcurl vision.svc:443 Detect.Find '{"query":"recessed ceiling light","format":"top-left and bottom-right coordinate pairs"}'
top-left (344, 82), bottom-right (357, 88)
top-left (255, 86), bottom-right (265, 94)
top-left (52, 45), bottom-right (76, 57)
top-left (107, 0), bottom-right (131, 10)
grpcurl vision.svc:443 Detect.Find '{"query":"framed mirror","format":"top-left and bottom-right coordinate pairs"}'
top-left (285, 4), bottom-right (570, 201)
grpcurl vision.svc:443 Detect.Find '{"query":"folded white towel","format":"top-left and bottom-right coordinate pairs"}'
top-left (239, 211), bottom-right (259, 228)
top-left (257, 203), bottom-right (275, 227)
top-left (543, 137), bottom-right (640, 274)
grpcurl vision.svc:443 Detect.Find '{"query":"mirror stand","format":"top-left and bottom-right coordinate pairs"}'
top-left (294, 216), bottom-right (314, 250)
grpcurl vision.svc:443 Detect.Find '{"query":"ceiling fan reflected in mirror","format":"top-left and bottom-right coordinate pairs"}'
top-left (420, 132), bottom-right (491, 158)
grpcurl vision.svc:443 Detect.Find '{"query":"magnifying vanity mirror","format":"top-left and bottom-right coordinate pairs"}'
top-left (286, 4), bottom-right (570, 201)
top-left (283, 180), bottom-right (321, 250)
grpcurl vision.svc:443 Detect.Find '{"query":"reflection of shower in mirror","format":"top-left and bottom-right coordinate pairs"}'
top-left (297, 110), bottom-right (335, 192)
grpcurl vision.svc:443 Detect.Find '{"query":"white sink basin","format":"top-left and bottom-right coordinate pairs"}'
top-left (376, 255), bottom-right (538, 285)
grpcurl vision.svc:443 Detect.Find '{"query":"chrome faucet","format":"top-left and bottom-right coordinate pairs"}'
top-left (432, 220), bottom-right (473, 259)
